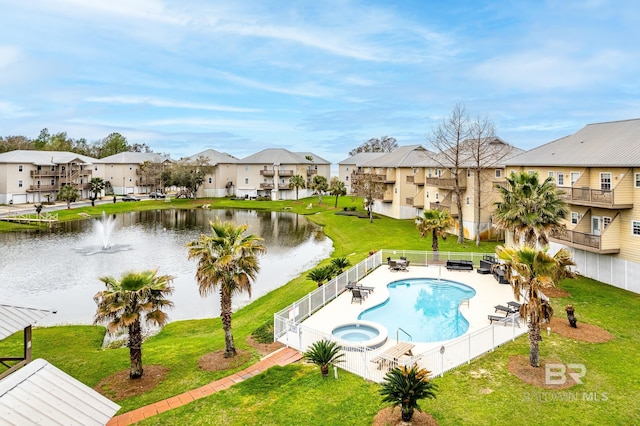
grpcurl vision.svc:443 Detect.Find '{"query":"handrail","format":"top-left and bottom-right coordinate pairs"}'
top-left (396, 327), bottom-right (412, 343)
top-left (458, 298), bottom-right (470, 308)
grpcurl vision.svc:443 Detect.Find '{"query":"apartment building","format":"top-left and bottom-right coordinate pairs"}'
top-left (100, 152), bottom-right (172, 195)
top-left (338, 152), bottom-right (386, 194)
top-left (0, 150), bottom-right (97, 204)
top-left (236, 148), bottom-right (330, 200)
top-left (505, 118), bottom-right (640, 292)
top-left (187, 149), bottom-right (239, 198)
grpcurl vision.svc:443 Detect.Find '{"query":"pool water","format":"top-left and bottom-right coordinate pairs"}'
top-left (358, 278), bottom-right (476, 342)
top-left (332, 324), bottom-right (380, 341)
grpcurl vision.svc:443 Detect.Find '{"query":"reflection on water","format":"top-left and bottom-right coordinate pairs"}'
top-left (0, 209), bottom-right (332, 325)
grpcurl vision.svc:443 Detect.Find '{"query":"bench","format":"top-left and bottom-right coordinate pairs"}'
top-left (371, 342), bottom-right (415, 370)
top-left (488, 313), bottom-right (520, 327)
top-left (446, 260), bottom-right (474, 271)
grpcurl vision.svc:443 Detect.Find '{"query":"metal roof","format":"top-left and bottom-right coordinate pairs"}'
top-left (0, 150), bottom-right (97, 166)
top-left (361, 145), bottom-right (432, 168)
top-left (98, 152), bottom-right (172, 164)
top-left (239, 148), bottom-right (327, 165)
top-left (187, 149), bottom-right (238, 164)
top-left (338, 152), bottom-right (387, 165)
top-left (0, 304), bottom-right (56, 340)
top-left (0, 358), bottom-right (120, 425)
top-left (506, 118), bottom-right (640, 167)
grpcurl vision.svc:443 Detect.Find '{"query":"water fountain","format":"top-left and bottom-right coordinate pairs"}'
top-left (74, 212), bottom-right (131, 255)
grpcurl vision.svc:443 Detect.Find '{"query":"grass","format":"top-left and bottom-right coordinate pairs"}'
top-left (1, 196), bottom-right (639, 424)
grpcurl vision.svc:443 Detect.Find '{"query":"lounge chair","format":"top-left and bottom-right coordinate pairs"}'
top-left (346, 281), bottom-right (374, 293)
top-left (488, 313), bottom-right (521, 327)
top-left (507, 301), bottom-right (521, 310)
top-left (494, 304), bottom-right (517, 315)
top-left (351, 288), bottom-right (366, 304)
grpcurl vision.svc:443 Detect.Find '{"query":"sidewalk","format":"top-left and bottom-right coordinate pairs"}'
top-left (106, 347), bottom-right (302, 426)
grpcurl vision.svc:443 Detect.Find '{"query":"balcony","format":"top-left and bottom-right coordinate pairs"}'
top-left (384, 172), bottom-right (396, 184)
top-left (278, 184), bottom-right (291, 190)
top-left (306, 169), bottom-right (317, 175)
top-left (425, 176), bottom-right (466, 190)
top-left (560, 186), bottom-right (633, 209)
top-left (414, 170), bottom-right (425, 185)
top-left (406, 176), bottom-right (414, 184)
top-left (260, 183), bottom-right (274, 190)
top-left (27, 184), bottom-right (59, 192)
top-left (382, 191), bottom-right (393, 203)
top-left (550, 228), bottom-right (619, 254)
top-left (31, 170), bottom-right (59, 177)
top-left (260, 170), bottom-right (275, 177)
top-left (278, 170), bottom-right (294, 177)
top-left (405, 197), bottom-right (414, 206)
top-left (429, 201), bottom-right (459, 217)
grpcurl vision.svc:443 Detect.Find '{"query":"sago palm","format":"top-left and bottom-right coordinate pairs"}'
top-left (303, 339), bottom-right (345, 378)
top-left (496, 245), bottom-right (576, 367)
top-left (94, 270), bottom-right (174, 379)
top-left (187, 218), bottom-right (266, 357)
top-left (380, 365), bottom-right (438, 422)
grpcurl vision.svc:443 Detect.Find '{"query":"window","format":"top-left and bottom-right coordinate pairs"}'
top-left (18, 165), bottom-right (23, 172)
top-left (548, 171), bottom-right (555, 180)
top-left (633, 220), bottom-right (640, 236)
top-left (437, 169), bottom-right (442, 177)
top-left (635, 173), bottom-right (640, 188)
top-left (345, 176), bottom-right (349, 181)
top-left (244, 178), bottom-right (248, 184)
top-left (426, 192), bottom-right (429, 199)
top-left (571, 172), bottom-right (580, 186)
top-left (129, 177), bottom-right (132, 182)
top-left (208, 177), bottom-right (212, 184)
top-left (467, 169), bottom-right (471, 177)
top-left (129, 166), bottom-right (133, 170)
top-left (346, 166), bottom-right (349, 171)
top-left (428, 169), bottom-right (433, 178)
top-left (466, 197), bottom-right (470, 205)
top-left (557, 173), bottom-right (564, 186)
top-left (571, 212), bottom-right (579, 224)
top-left (18, 180), bottom-right (23, 188)
top-left (435, 193), bottom-right (439, 201)
top-left (603, 217), bottom-right (611, 229)
top-left (50, 179), bottom-right (54, 185)
top-left (94, 166), bottom-right (98, 171)
top-left (495, 169), bottom-right (502, 178)
top-left (600, 173), bottom-right (611, 191)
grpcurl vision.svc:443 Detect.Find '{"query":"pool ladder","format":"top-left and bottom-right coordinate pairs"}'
top-left (396, 327), bottom-right (412, 343)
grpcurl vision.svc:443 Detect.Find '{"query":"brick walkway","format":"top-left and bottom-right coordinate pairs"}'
top-left (107, 347), bottom-right (302, 425)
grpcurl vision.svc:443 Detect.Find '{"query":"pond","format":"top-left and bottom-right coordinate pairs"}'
top-left (0, 209), bottom-right (332, 326)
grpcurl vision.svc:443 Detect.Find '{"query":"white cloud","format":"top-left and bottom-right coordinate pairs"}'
top-left (85, 95), bottom-right (261, 113)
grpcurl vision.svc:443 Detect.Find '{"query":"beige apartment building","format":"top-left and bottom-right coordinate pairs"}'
top-left (187, 149), bottom-right (239, 198)
top-left (236, 148), bottom-right (330, 200)
top-left (505, 118), bottom-right (640, 292)
top-left (100, 152), bottom-right (172, 195)
top-left (338, 152), bottom-right (386, 194)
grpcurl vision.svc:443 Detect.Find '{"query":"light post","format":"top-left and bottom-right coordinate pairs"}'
top-left (122, 176), bottom-right (125, 195)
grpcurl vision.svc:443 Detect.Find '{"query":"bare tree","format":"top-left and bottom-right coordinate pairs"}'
top-left (350, 170), bottom-right (386, 223)
top-left (427, 104), bottom-right (471, 243)
top-left (349, 136), bottom-right (398, 156)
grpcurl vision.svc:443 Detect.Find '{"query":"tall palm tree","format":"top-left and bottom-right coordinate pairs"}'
top-left (415, 209), bottom-right (454, 261)
top-left (94, 270), bottom-right (175, 379)
top-left (289, 174), bottom-right (306, 200)
top-left (493, 171), bottom-right (568, 247)
top-left (187, 218), bottom-right (266, 358)
top-left (380, 365), bottom-right (438, 422)
top-left (328, 177), bottom-right (347, 208)
top-left (496, 245), bottom-right (576, 367)
top-left (58, 184), bottom-right (79, 209)
top-left (89, 177), bottom-right (106, 202)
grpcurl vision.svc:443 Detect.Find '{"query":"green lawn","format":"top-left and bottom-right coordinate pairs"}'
top-left (1, 196), bottom-right (639, 424)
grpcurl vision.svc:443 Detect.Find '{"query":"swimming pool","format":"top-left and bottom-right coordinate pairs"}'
top-left (358, 278), bottom-right (476, 343)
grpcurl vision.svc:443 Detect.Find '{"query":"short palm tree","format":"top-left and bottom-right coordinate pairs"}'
top-left (329, 177), bottom-right (347, 208)
top-left (330, 256), bottom-right (351, 275)
top-left (310, 175), bottom-right (328, 205)
top-left (289, 174), bottom-right (306, 200)
top-left (94, 270), bottom-right (175, 379)
top-left (493, 171), bottom-right (568, 247)
top-left (497, 245), bottom-right (576, 367)
top-left (303, 339), bottom-right (345, 378)
top-left (415, 209), bottom-right (454, 261)
top-left (380, 365), bottom-right (438, 422)
top-left (306, 265), bottom-right (334, 287)
top-left (187, 218), bottom-right (266, 358)
top-left (89, 177), bottom-right (106, 201)
top-left (58, 184), bottom-right (79, 209)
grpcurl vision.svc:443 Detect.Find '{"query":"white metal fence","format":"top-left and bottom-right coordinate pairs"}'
top-left (274, 250), bottom-right (526, 383)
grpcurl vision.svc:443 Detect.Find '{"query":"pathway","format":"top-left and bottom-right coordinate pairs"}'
top-left (107, 347), bottom-right (302, 426)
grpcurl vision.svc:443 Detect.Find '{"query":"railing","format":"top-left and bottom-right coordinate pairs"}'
top-left (260, 170), bottom-right (275, 177)
top-left (406, 176), bottom-right (414, 184)
top-left (306, 169), bottom-right (317, 175)
top-left (278, 170), bottom-right (294, 177)
top-left (260, 183), bottom-right (274, 189)
top-left (405, 197), bottom-right (414, 206)
top-left (396, 328), bottom-right (412, 343)
top-left (425, 177), bottom-right (466, 189)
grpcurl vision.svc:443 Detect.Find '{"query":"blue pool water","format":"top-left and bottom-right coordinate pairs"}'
top-left (358, 278), bottom-right (476, 343)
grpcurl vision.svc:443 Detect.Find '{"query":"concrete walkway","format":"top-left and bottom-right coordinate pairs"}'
top-left (106, 347), bottom-right (302, 426)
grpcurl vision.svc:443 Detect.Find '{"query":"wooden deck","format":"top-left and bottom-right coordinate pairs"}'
top-left (0, 212), bottom-right (58, 226)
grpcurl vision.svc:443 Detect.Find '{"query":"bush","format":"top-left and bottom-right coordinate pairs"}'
top-left (252, 320), bottom-right (275, 344)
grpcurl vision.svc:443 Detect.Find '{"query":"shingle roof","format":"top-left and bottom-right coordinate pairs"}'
top-left (0, 304), bottom-right (56, 340)
top-left (338, 152), bottom-right (387, 165)
top-left (0, 150), bottom-right (97, 165)
top-left (506, 118), bottom-right (640, 167)
top-left (293, 152), bottom-right (330, 164)
top-left (361, 145), bottom-right (432, 168)
top-left (239, 148), bottom-right (325, 165)
top-left (188, 149), bottom-right (238, 165)
top-left (98, 152), bottom-right (172, 164)
top-left (0, 358), bottom-right (120, 425)
top-left (416, 138), bottom-right (524, 168)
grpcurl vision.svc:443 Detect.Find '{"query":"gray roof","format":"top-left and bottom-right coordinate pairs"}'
top-left (98, 152), bottom-right (172, 164)
top-left (361, 145), bottom-right (432, 168)
top-left (338, 152), bottom-right (387, 165)
top-left (417, 137), bottom-right (523, 168)
top-left (240, 148), bottom-right (326, 165)
top-left (188, 149), bottom-right (238, 165)
top-left (0, 304), bottom-right (56, 340)
top-left (0, 150), bottom-right (97, 166)
top-left (293, 152), bottom-right (330, 165)
top-left (0, 358), bottom-right (120, 425)
top-left (506, 118), bottom-right (640, 167)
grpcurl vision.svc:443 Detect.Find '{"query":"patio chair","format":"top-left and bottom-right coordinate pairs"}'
top-left (351, 288), bottom-right (366, 304)
top-left (494, 304), bottom-right (517, 315)
top-left (507, 301), bottom-right (521, 310)
top-left (389, 260), bottom-right (398, 271)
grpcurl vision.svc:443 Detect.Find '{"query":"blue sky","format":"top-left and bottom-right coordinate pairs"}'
top-left (1, 0), bottom-right (639, 164)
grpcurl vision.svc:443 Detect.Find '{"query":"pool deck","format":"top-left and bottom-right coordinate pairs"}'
top-left (300, 264), bottom-right (519, 356)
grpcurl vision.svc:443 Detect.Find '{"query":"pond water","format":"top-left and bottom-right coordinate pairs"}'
top-left (0, 209), bottom-right (332, 326)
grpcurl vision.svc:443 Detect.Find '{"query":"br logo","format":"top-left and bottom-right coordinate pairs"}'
top-left (545, 363), bottom-right (586, 385)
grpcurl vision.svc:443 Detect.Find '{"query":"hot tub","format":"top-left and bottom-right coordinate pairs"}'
top-left (331, 320), bottom-right (388, 349)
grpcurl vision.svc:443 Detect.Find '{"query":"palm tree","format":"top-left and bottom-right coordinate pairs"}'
top-left (94, 270), bottom-right (175, 379)
top-left (58, 184), bottom-right (79, 209)
top-left (187, 218), bottom-right (266, 358)
top-left (89, 177), bottom-right (106, 205)
top-left (310, 175), bottom-right (328, 205)
top-left (306, 265), bottom-right (334, 287)
top-left (330, 256), bottom-right (351, 275)
top-left (289, 174), bottom-right (306, 200)
top-left (496, 245), bottom-right (576, 367)
top-left (415, 209), bottom-right (454, 261)
top-left (328, 177), bottom-right (347, 208)
top-left (380, 365), bottom-right (438, 422)
top-left (303, 339), bottom-right (345, 378)
top-left (493, 171), bottom-right (568, 247)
